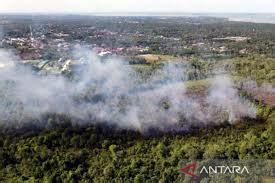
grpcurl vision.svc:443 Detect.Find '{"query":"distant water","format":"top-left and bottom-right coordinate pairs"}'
top-left (215, 13), bottom-right (275, 24)
top-left (92, 12), bottom-right (275, 24)
top-left (1, 12), bottom-right (275, 24)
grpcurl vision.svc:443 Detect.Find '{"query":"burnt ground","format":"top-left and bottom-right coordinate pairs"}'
top-left (240, 85), bottom-right (275, 109)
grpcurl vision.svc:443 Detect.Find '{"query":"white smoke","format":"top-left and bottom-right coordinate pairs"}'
top-left (0, 49), bottom-right (256, 132)
top-left (207, 76), bottom-right (256, 123)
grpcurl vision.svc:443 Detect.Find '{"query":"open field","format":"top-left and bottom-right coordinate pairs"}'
top-left (135, 54), bottom-right (179, 63)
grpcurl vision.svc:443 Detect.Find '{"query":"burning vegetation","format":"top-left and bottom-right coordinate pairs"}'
top-left (0, 49), bottom-right (260, 132)
top-left (0, 15), bottom-right (274, 182)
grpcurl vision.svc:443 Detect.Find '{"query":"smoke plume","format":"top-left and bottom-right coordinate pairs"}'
top-left (0, 49), bottom-right (256, 132)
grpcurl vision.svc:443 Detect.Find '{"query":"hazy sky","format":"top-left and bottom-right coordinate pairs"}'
top-left (0, 0), bottom-right (274, 13)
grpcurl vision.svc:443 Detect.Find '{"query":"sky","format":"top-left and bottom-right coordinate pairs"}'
top-left (0, 0), bottom-right (274, 13)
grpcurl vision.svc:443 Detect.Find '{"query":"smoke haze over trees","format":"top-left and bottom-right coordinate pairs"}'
top-left (0, 49), bottom-right (257, 132)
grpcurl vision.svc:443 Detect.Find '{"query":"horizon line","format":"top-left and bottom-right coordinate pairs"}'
top-left (1, 12), bottom-right (275, 15)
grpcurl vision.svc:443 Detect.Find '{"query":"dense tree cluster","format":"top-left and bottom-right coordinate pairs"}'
top-left (0, 108), bottom-right (273, 182)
